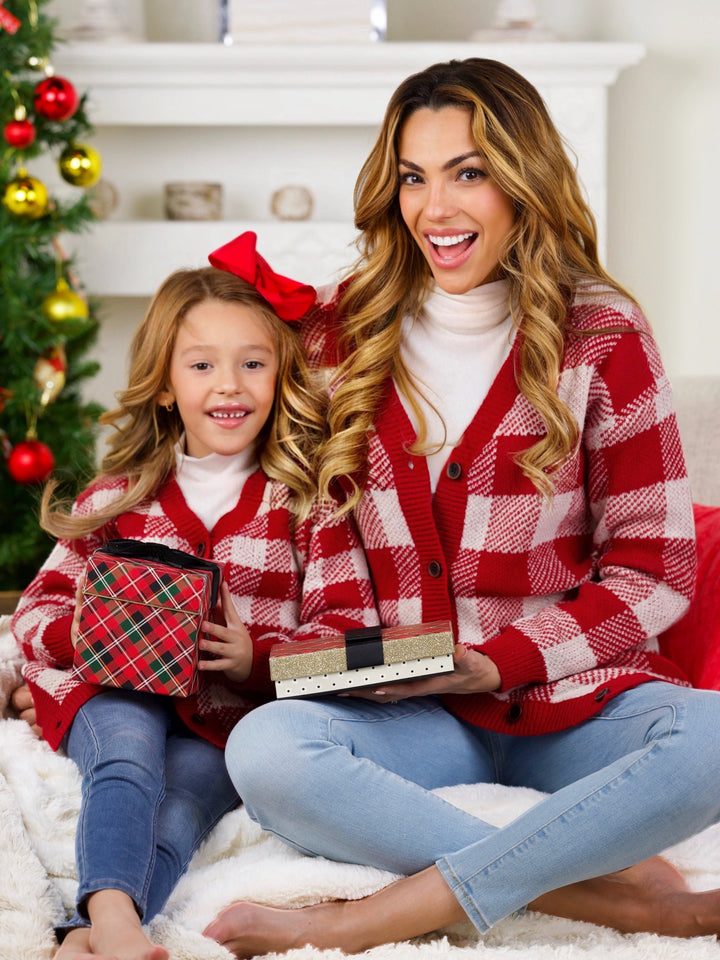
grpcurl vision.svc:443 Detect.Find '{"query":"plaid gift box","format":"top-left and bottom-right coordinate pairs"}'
top-left (269, 620), bottom-right (454, 698)
top-left (73, 540), bottom-right (222, 697)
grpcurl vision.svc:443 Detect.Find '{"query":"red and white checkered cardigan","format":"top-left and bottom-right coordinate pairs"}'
top-left (303, 283), bottom-right (697, 735)
top-left (12, 469), bottom-right (378, 750)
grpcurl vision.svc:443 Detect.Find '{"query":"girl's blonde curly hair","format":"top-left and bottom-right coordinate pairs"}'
top-left (42, 267), bottom-right (326, 538)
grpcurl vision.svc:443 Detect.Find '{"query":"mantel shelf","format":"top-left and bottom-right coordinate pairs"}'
top-left (66, 221), bottom-right (358, 296)
top-left (54, 41), bottom-right (645, 126)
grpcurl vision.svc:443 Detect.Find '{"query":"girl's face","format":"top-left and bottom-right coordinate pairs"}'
top-left (397, 105), bottom-right (516, 295)
top-left (161, 299), bottom-right (278, 460)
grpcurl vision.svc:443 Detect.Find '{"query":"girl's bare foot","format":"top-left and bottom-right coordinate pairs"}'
top-left (85, 889), bottom-right (170, 960)
top-left (54, 926), bottom-right (115, 960)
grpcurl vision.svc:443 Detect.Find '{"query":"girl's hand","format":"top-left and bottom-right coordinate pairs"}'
top-left (70, 580), bottom-right (84, 649)
top-left (197, 582), bottom-right (253, 683)
top-left (345, 643), bottom-right (501, 702)
top-left (10, 683), bottom-right (41, 737)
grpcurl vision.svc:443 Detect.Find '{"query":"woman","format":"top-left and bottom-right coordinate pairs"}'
top-left (203, 57), bottom-right (720, 955)
top-left (195, 54), bottom-right (720, 956)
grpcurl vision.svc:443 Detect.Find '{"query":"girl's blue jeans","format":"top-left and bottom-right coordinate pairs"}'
top-left (57, 689), bottom-right (238, 939)
top-left (226, 681), bottom-right (720, 933)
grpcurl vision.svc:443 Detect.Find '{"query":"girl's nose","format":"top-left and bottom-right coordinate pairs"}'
top-left (216, 370), bottom-right (242, 394)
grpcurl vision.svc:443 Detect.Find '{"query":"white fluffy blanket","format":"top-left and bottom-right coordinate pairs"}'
top-left (2, 615), bottom-right (719, 960)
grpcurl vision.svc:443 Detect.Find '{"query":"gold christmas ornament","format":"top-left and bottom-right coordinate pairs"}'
top-left (59, 142), bottom-right (102, 188)
top-left (2, 168), bottom-right (48, 219)
top-left (42, 278), bottom-right (89, 322)
top-left (33, 344), bottom-right (67, 407)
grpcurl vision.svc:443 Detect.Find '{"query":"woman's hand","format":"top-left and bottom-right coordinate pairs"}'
top-left (197, 582), bottom-right (253, 684)
top-left (346, 643), bottom-right (502, 702)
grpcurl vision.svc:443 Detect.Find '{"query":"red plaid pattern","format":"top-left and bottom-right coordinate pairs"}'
top-left (74, 550), bottom-right (217, 696)
top-left (303, 283), bottom-right (697, 735)
top-left (12, 469), bottom-right (378, 750)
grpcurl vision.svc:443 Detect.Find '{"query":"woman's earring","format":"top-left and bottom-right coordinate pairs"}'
top-left (163, 400), bottom-right (175, 412)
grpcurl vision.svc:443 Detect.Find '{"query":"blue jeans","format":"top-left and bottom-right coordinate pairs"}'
top-left (226, 682), bottom-right (720, 933)
top-left (57, 689), bottom-right (239, 938)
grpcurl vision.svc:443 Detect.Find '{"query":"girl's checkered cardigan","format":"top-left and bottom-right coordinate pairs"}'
top-left (303, 284), bottom-right (697, 736)
top-left (12, 469), bottom-right (378, 750)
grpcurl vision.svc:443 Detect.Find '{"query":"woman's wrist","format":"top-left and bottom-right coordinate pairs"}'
top-left (453, 644), bottom-right (501, 693)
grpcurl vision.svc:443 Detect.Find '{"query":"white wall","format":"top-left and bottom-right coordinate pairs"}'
top-left (46, 0), bottom-right (720, 389)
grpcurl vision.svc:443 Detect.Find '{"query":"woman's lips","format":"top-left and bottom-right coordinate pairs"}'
top-left (425, 231), bottom-right (477, 266)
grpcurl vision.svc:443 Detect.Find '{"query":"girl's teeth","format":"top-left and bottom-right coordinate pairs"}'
top-left (429, 233), bottom-right (474, 246)
top-left (211, 410), bottom-right (245, 419)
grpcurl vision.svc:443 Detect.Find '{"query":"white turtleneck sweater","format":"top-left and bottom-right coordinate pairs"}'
top-left (398, 280), bottom-right (516, 492)
top-left (174, 439), bottom-right (258, 531)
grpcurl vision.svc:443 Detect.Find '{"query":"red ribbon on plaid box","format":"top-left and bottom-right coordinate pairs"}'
top-left (73, 540), bottom-right (223, 697)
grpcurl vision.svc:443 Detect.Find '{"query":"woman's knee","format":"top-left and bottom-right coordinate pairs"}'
top-left (225, 699), bottom-right (319, 800)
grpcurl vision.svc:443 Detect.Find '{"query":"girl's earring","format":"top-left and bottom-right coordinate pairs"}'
top-left (163, 400), bottom-right (175, 412)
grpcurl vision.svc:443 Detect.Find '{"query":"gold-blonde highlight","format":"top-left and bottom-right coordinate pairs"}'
top-left (318, 58), bottom-right (638, 508)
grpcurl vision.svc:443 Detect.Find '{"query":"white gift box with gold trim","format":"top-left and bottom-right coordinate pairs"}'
top-left (270, 620), bottom-right (454, 698)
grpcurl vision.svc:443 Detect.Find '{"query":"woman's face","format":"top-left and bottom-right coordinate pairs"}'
top-left (397, 105), bottom-right (515, 295)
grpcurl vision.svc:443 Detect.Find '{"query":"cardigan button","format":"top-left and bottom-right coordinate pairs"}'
top-left (427, 560), bottom-right (443, 578)
top-left (506, 704), bottom-right (523, 723)
top-left (594, 687), bottom-right (611, 702)
top-left (196, 543), bottom-right (206, 556)
top-left (446, 461), bottom-right (462, 480)
top-left (191, 712), bottom-right (205, 725)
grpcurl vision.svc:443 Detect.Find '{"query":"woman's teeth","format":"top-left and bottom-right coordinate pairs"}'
top-left (428, 232), bottom-right (475, 247)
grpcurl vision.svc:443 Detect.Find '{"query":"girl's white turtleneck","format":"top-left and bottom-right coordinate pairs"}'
top-left (173, 438), bottom-right (258, 531)
top-left (398, 279), bottom-right (516, 492)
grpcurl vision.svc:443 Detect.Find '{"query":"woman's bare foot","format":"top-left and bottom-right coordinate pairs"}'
top-left (84, 889), bottom-right (169, 960)
top-left (533, 855), bottom-right (720, 937)
top-left (203, 866), bottom-right (466, 957)
top-left (203, 855), bottom-right (720, 957)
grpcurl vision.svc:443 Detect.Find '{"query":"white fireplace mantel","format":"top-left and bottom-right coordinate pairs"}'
top-left (55, 41), bottom-right (644, 296)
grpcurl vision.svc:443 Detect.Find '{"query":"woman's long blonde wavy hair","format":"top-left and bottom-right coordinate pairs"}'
top-left (42, 268), bottom-right (326, 539)
top-left (318, 57), bottom-right (637, 508)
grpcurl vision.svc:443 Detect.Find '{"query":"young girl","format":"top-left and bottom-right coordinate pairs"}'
top-left (204, 60), bottom-right (720, 955)
top-left (11, 231), bottom-right (377, 960)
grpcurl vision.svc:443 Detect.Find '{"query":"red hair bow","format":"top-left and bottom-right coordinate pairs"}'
top-left (208, 231), bottom-right (316, 322)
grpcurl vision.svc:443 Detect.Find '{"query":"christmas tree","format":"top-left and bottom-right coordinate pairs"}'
top-left (1, 0), bottom-right (103, 592)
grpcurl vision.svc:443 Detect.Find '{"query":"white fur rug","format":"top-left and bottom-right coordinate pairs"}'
top-left (1, 615), bottom-right (719, 960)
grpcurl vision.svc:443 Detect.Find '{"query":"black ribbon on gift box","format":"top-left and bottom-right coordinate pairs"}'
top-left (102, 539), bottom-right (223, 608)
top-left (344, 625), bottom-right (384, 670)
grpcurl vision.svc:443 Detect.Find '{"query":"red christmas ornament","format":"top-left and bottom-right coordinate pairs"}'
top-left (7, 439), bottom-right (54, 484)
top-left (34, 76), bottom-right (79, 122)
top-left (3, 117), bottom-right (36, 148)
top-left (0, 2), bottom-right (21, 33)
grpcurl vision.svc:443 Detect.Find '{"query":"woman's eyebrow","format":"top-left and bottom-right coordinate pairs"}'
top-left (398, 150), bottom-right (483, 173)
